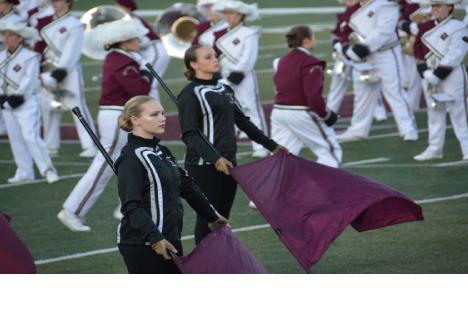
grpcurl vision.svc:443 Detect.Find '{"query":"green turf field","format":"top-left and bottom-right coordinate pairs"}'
top-left (1, 112), bottom-right (468, 273)
top-left (0, 1), bottom-right (467, 274)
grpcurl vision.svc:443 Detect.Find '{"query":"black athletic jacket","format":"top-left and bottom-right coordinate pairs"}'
top-left (115, 133), bottom-right (219, 245)
top-left (177, 77), bottom-right (278, 165)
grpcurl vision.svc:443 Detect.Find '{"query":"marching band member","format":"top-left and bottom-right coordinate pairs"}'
top-left (178, 45), bottom-right (287, 244)
top-left (192, 0), bottom-right (228, 47)
top-left (58, 18), bottom-right (152, 232)
top-left (337, 0), bottom-right (419, 142)
top-left (116, 0), bottom-right (170, 102)
top-left (0, 21), bottom-right (58, 184)
top-left (213, 0), bottom-right (270, 158)
top-left (398, 0), bottom-right (431, 111)
top-left (273, 26), bottom-right (342, 168)
top-left (34, 0), bottom-right (96, 158)
top-left (0, 0), bottom-right (24, 136)
top-left (413, 0), bottom-right (468, 161)
top-left (328, 0), bottom-right (387, 122)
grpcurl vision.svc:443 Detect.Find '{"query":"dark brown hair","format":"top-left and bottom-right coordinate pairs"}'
top-left (285, 26), bottom-right (313, 48)
top-left (184, 44), bottom-right (202, 81)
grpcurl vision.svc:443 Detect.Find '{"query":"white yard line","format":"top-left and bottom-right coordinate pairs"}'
top-left (34, 223), bottom-right (271, 265)
top-left (0, 173), bottom-right (84, 189)
top-left (350, 161), bottom-right (468, 169)
top-left (0, 160), bottom-right (90, 167)
top-left (34, 188), bottom-right (468, 266)
top-left (343, 158), bottom-right (390, 167)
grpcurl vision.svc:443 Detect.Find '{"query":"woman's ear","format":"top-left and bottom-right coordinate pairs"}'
top-left (190, 61), bottom-right (198, 71)
top-left (130, 115), bottom-right (139, 127)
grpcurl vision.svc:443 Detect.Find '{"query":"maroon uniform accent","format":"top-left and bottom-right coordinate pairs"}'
top-left (331, 3), bottom-right (360, 44)
top-left (116, 0), bottom-right (137, 11)
top-left (213, 27), bottom-right (228, 56)
top-left (33, 15), bottom-right (53, 57)
top-left (413, 20), bottom-right (436, 60)
top-left (99, 51), bottom-right (151, 106)
top-left (192, 21), bottom-right (211, 45)
top-left (274, 49), bottom-right (327, 118)
top-left (399, 1), bottom-right (420, 22)
top-left (27, 7), bottom-right (39, 25)
top-left (133, 14), bottom-right (160, 40)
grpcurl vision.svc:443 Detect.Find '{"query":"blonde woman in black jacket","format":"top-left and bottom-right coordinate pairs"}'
top-left (115, 95), bottom-right (228, 274)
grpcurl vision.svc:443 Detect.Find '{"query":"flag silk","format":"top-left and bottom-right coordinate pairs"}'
top-left (0, 212), bottom-right (36, 274)
top-left (174, 226), bottom-right (268, 274)
top-left (231, 152), bottom-right (424, 272)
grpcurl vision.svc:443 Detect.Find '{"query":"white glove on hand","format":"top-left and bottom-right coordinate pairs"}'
top-left (346, 47), bottom-right (362, 62)
top-left (423, 70), bottom-right (441, 86)
top-left (333, 41), bottom-right (343, 55)
top-left (41, 72), bottom-right (57, 89)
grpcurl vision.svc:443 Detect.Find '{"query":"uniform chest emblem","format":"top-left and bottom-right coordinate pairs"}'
top-left (59, 26), bottom-right (67, 34)
top-left (232, 38), bottom-right (240, 45)
top-left (367, 11), bottom-right (374, 18)
top-left (165, 156), bottom-right (177, 167)
top-left (340, 21), bottom-right (347, 32)
top-left (13, 64), bottom-right (21, 72)
top-left (440, 32), bottom-right (448, 40)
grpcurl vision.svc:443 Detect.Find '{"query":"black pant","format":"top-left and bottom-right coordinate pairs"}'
top-left (185, 164), bottom-right (238, 245)
top-left (118, 241), bottom-right (183, 274)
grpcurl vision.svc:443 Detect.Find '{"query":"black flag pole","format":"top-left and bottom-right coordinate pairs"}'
top-left (71, 107), bottom-right (117, 175)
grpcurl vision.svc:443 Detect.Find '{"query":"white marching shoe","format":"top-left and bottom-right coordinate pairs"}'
top-left (79, 147), bottom-right (97, 158)
top-left (336, 131), bottom-right (364, 143)
top-left (248, 201), bottom-right (258, 210)
top-left (7, 176), bottom-right (34, 184)
top-left (45, 170), bottom-right (59, 184)
top-left (403, 132), bottom-right (418, 141)
top-left (57, 210), bottom-right (91, 232)
top-left (414, 149), bottom-right (443, 161)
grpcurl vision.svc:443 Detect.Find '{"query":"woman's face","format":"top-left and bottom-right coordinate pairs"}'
top-left (132, 101), bottom-right (167, 136)
top-left (120, 37), bottom-right (140, 52)
top-left (431, 4), bottom-right (452, 21)
top-left (204, 4), bottom-right (222, 23)
top-left (191, 47), bottom-right (220, 75)
top-left (51, 0), bottom-right (70, 14)
top-left (223, 10), bottom-right (243, 27)
top-left (2, 31), bottom-right (23, 52)
top-left (0, 1), bottom-right (13, 14)
top-left (302, 35), bottom-right (316, 50)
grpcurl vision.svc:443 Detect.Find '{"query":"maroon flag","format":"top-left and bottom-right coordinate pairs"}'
top-left (0, 212), bottom-right (36, 274)
top-left (174, 226), bottom-right (268, 274)
top-left (231, 152), bottom-right (423, 272)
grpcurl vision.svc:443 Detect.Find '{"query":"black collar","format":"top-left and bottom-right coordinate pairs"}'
top-left (128, 133), bottom-right (160, 147)
top-left (193, 75), bottom-right (220, 85)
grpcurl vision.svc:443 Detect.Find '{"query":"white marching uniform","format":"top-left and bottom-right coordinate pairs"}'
top-left (216, 24), bottom-right (269, 155)
top-left (342, 0), bottom-right (418, 139)
top-left (420, 16), bottom-right (468, 158)
top-left (132, 15), bottom-right (169, 102)
top-left (39, 13), bottom-right (96, 154)
top-left (0, 45), bottom-right (56, 180)
top-left (27, 3), bottom-right (54, 28)
top-left (198, 20), bottom-right (228, 47)
top-left (0, 11), bottom-right (25, 136)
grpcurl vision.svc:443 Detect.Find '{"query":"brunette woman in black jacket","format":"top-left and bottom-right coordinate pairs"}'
top-left (115, 95), bottom-right (228, 274)
top-left (177, 45), bottom-right (288, 244)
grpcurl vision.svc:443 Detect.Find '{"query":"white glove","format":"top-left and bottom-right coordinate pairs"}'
top-left (40, 72), bottom-right (57, 89)
top-left (333, 41), bottom-right (343, 55)
top-left (346, 47), bottom-right (362, 62)
top-left (131, 52), bottom-right (149, 70)
top-left (423, 70), bottom-right (441, 86)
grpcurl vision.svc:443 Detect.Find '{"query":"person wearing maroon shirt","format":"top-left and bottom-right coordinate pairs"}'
top-left (272, 26), bottom-right (342, 168)
top-left (116, 0), bottom-right (169, 102)
top-left (57, 19), bottom-right (153, 232)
